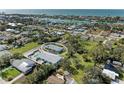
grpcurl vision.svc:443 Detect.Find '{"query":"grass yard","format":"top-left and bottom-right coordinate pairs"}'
top-left (73, 69), bottom-right (84, 83)
top-left (10, 42), bottom-right (40, 54)
top-left (72, 62), bottom-right (94, 83)
top-left (72, 61), bottom-right (94, 83)
top-left (84, 41), bottom-right (98, 52)
top-left (1, 67), bottom-right (21, 81)
top-left (71, 53), bottom-right (94, 83)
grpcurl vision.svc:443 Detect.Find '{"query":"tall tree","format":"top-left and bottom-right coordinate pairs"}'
top-left (92, 41), bottom-right (108, 65)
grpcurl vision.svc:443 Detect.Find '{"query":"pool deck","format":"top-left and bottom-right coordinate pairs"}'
top-left (23, 43), bottom-right (66, 65)
top-left (23, 46), bottom-right (42, 64)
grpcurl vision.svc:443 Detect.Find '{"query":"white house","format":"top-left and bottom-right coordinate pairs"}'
top-left (102, 69), bottom-right (119, 80)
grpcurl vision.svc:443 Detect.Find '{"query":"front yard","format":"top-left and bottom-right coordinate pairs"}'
top-left (0, 67), bottom-right (21, 81)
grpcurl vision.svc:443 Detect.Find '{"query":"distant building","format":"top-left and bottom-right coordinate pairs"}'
top-left (17, 23), bottom-right (23, 26)
top-left (51, 31), bottom-right (65, 36)
top-left (76, 28), bottom-right (85, 32)
top-left (20, 31), bottom-right (29, 37)
top-left (0, 35), bottom-right (8, 40)
top-left (109, 33), bottom-right (120, 38)
top-left (6, 29), bottom-right (20, 34)
top-left (81, 35), bottom-right (90, 40)
top-left (94, 36), bottom-right (105, 42)
top-left (0, 45), bottom-right (8, 51)
top-left (8, 23), bottom-right (17, 27)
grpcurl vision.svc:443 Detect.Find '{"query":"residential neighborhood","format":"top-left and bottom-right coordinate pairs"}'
top-left (1, 11), bottom-right (124, 84)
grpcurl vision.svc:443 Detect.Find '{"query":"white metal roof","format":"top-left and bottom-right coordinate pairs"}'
top-left (102, 69), bottom-right (119, 80)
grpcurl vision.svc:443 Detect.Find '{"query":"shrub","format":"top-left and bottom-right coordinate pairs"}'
top-left (7, 76), bottom-right (13, 81)
top-left (69, 65), bottom-right (78, 75)
top-left (76, 63), bottom-right (85, 70)
top-left (13, 53), bottom-right (23, 59)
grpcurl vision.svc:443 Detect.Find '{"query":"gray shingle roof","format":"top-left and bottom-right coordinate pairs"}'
top-left (11, 59), bottom-right (35, 74)
top-left (0, 45), bottom-right (7, 51)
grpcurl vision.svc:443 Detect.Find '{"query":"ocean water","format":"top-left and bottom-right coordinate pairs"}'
top-left (0, 9), bottom-right (124, 16)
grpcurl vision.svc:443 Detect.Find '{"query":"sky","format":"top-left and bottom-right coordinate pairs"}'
top-left (0, 0), bottom-right (124, 9)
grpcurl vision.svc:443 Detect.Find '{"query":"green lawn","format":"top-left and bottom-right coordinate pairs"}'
top-left (1, 67), bottom-right (21, 81)
top-left (10, 42), bottom-right (40, 54)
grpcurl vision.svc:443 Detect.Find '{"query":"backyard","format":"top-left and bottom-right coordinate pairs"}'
top-left (10, 42), bottom-right (40, 54)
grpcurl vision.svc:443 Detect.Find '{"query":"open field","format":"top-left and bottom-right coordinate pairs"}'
top-left (71, 54), bottom-right (94, 83)
top-left (84, 41), bottom-right (98, 52)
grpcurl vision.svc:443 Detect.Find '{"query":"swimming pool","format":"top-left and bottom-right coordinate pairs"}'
top-left (32, 50), bottom-right (62, 64)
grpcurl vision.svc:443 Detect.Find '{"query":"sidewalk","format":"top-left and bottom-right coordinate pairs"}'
top-left (0, 77), bottom-right (8, 84)
top-left (0, 73), bottom-right (24, 84)
top-left (8, 73), bottom-right (24, 84)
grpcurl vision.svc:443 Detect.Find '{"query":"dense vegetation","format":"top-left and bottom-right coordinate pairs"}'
top-left (23, 64), bottom-right (56, 84)
top-left (58, 33), bottom-right (124, 83)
